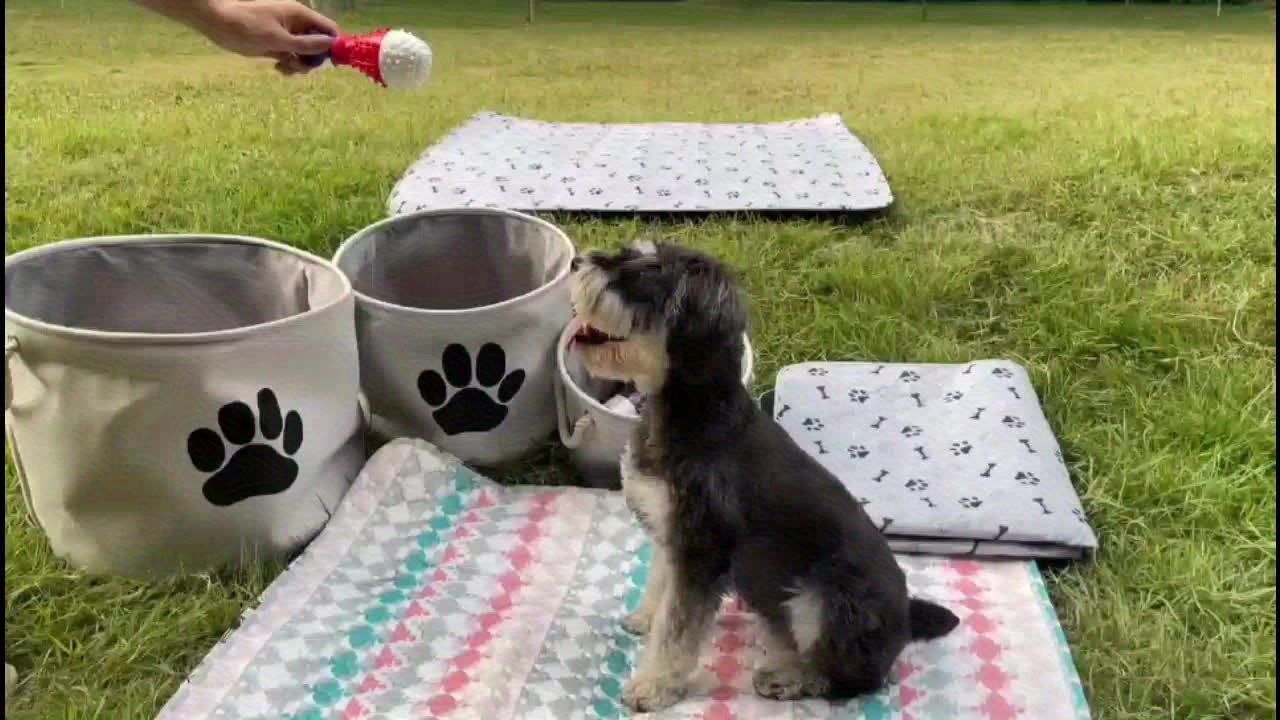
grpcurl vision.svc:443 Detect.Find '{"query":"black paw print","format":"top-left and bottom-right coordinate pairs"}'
top-left (943, 391), bottom-right (964, 403)
top-left (950, 441), bottom-right (973, 456)
top-left (992, 367), bottom-right (1013, 379)
top-left (802, 417), bottom-right (824, 432)
top-left (900, 425), bottom-right (923, 438)
top-left (417, 343), bottom-right (526, 436)
top-left (807, 367), bottom-right (829, 376)
top-left (905, 478), bottom-right (929, 492)
top-left (899, 370), bottom-right (921, 383)
top-left (1015, 471), bottom-right (1041, 486)
top-left (848, 388), bottom-right (870, 404)
top-left (958, 497), bottom-right (984, 509)
top-left (188, 388), bottom-right (303, 507)
top-left (1002, 415), bottom-right (1026, 429)
top-left (847, 444), bottom-right (869, 459)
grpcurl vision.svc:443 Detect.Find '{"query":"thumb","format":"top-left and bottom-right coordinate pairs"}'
top-left (278, 32), bottom-right (334, 56)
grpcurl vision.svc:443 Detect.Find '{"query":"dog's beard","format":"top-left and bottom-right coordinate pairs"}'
top-left (569, 267), bottom-right (668, 392)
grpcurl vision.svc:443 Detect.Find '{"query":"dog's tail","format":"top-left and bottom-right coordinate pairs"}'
top-left (908, 597), bottom-right (960, 641)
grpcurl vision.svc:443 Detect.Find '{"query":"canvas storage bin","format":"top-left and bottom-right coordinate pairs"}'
top-left (4, 235), bottom-right (367, 578)
top-left (333, 208), bottom-right (575, 467)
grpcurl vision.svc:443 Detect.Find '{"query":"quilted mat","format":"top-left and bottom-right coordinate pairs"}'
top-left (386, 112), bottom-right (894, 215)
top-left (158, 438), bottom-right (1090, 720)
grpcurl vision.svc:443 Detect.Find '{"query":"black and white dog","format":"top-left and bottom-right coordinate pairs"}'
top-left (567, 241), bottom-right (960, 713)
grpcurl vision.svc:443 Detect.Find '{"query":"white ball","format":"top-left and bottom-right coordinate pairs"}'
top-left (378, 29), bottom-right (432, 91)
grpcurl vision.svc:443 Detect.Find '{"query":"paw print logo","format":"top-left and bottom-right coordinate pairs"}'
top-left (905, 478), bottom-right (929, 492)
top-left (1002, 415), bottom-right (1026, 429)
top-left (807, 367), bottom-right (829, 376)
top-left (847, 445), bottom-right (869, 459)
top-left (589, 187), bottom-right (604, 196)
top-left (958, 497), bottom-right (984, 509)
top-left (943, 391), bottom-right (964, 402)
top-left (950, 441), bottom-right (973, 456)
top-left (727, 190), bottom-right (741, 199)
top-left (899, 370), bottom-right (921, 383)
top-left (417, 343), bottom-right (526, 436)
top-left (992, 367), bottom-right (1013, 379)
top-left (802, 417), bottom-right (824, 432)
top-left (187, 389), bottom-right (303, 507)
top-left (1015, 471), bottom-right (1041, 486)
top-left (848, 388), bottom-right (870, 404)
top-left (900, 425), bottom-right (923, 438)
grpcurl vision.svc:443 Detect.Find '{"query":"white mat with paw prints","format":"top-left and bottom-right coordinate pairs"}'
top-left (387, 111), bottom-right (894, 215)
top-left (158, 438), bottom-right (1091, 720)
top-left (770, 360), bottom-right (1099, 559)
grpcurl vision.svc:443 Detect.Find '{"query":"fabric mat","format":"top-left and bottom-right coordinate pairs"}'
top-left (159, 438), bottom-right (1090, 720)
top-left (387, 112), bottom-right (894, 215)
top-left (772, 361), bottom-right (1098, 560)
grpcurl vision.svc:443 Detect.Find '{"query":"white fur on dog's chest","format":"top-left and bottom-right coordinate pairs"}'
top-left (620, 442), bottom-right (672, 540)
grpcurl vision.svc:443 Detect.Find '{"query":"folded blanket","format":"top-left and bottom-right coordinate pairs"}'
top-left (770, 361), bottom-right (1098, 559)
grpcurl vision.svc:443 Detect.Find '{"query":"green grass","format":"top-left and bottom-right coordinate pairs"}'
top-left (4, 1), bottom-right (1275, 718)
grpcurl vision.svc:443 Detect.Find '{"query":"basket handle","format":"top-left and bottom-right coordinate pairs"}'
top-left (553, 369), bottom-right (594, 450)
top-left (4, 336), bottom-right (17, 412)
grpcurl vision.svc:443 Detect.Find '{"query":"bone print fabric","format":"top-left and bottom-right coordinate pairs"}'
top-left (387, 112), bottom-right (894, 215)
top-left (773, 361), bottom-right (1099, 559)
top-left (158, 438), bottom-right (1091, 720)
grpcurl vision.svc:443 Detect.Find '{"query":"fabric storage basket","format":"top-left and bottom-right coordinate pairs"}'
top-left (4, 235), bottom-right (367, 579)
top-left (333, 208), bottom-right (574, 467)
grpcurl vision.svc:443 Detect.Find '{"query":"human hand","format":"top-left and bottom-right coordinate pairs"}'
top-left (194, 0), bottom-right (340, 75)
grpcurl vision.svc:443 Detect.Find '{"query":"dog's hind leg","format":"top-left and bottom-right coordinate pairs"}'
top-left (751, 598), bottom-right (830, 700)
top-left (623, 564), bottom-right (721, 713)
top-left (625, 542), bottom-right (671, 635)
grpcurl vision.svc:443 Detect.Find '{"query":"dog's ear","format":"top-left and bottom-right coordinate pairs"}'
top-left (664, 260), bottom-right (748, 386)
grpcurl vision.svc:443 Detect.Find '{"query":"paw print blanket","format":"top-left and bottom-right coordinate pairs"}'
top-left (770, 361), bottom-right (1098, 559)
top-left (387, 112), bottom-right (894, 215)
top-left (158, 438), bottom-right (1091, 720)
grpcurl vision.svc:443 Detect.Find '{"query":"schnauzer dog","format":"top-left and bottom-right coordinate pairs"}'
top-left (567, 241), bottom-right (960, 713)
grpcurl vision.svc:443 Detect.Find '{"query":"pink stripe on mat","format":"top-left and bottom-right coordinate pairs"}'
top-left (418, 492), bottom-right (559, 718)
top-left (340, 490), bottom-right (498, 719)
top-left (698, 597), bottom-right (750, 720)
top-left (948, 559), bottom-right (1018, 720)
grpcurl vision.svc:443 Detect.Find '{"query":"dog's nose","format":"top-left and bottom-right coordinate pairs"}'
top-left (571, 256), bottom-right (583, 272)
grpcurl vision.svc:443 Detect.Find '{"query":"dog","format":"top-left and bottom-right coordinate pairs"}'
top-left (567, 241), bottom-right (960, 713)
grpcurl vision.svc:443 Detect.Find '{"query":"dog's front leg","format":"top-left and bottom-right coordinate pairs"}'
top-left (625, 543), bottom-right (670, 635)
top-left (623, 563), bottom-right (719, 713)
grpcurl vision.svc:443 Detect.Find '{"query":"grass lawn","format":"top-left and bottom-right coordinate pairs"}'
top-left (4, 0), bottom-right (1275, 718)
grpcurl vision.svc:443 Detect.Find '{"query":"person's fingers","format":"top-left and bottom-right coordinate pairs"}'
top-left (283, 3), bottom-right (340, 37)
top-left (272, 31), bottom-right (334, 57)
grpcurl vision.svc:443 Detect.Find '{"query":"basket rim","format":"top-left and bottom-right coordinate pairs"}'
top-left (332, 207), bottom-right (575, 318)
top-left (4, 234), bottom-right (352, 346)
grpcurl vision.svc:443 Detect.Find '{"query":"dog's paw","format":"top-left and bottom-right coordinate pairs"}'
top-left (623, 674), bottom-right (687, 713)
top-left (752, 667), bottom-right (818, 701)
top-left (623, 608), bottom-right (653, 635)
